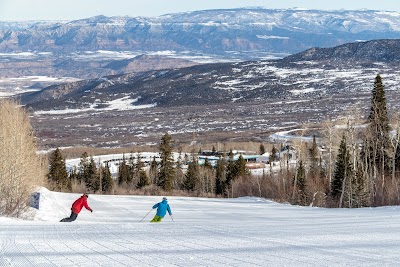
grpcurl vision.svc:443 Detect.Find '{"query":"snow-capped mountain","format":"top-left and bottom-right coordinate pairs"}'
top-left (2, 8), bottom-right (400, 58)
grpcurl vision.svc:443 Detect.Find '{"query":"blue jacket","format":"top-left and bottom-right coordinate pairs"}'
top-left (152, 199), bottom-right (172, 218)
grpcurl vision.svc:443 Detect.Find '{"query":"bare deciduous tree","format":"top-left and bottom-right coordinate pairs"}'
top-left (0, 99), bottom-right (46, 217)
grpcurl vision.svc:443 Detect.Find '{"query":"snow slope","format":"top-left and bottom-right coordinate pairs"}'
top-left (1, 188), bottom-right (400, 266)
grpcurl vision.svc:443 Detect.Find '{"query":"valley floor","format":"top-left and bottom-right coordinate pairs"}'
top-left (1, 189), bottom-right (400, 266)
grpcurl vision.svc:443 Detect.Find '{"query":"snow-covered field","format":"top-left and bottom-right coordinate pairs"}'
top-left (1, 189), bottom-right (400, 266)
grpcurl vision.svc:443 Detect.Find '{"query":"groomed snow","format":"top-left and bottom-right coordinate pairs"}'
top-left (1, 188), bottom-right (400, 266)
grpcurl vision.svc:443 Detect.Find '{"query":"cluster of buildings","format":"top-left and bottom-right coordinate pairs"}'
top-left (65, 146), bottom-right (298, 177)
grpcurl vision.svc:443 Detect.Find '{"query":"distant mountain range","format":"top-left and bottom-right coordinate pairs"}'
top-left (5, 8), bottom-right (400, 148)
top-left (2, 8), bottom-right (400, 59)
top-left (20, 39), bottom-right (400, 111)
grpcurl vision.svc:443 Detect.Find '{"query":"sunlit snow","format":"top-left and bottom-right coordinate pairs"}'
top-left (1, 188), bottom-right (400, 266)
top-left (34, 96), bottom-right (157, 115)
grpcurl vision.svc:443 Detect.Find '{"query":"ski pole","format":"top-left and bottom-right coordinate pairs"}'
top-left (170, 214), bottom-right (174, 222)
top-left (140, 209), bottom-right (153, 222)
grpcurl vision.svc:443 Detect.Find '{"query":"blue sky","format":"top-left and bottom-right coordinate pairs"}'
top-left (1, 0), bottom-right (400, 21)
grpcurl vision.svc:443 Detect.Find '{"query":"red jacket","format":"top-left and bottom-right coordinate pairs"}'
top-left (71, 195), bottom-right (92, 214)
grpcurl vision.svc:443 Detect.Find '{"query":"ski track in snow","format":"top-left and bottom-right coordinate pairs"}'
top-left (1, 189), bottom-right (400, 266)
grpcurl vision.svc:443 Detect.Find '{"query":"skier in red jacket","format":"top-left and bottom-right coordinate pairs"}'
top-left (60, 193), bottom-right (93, 222)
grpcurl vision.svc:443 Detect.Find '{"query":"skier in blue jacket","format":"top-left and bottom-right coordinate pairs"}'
top-left (151, 197), bottom-right (172, 222)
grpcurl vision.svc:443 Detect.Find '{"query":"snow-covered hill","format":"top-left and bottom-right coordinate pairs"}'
top-left (21, 39), bottom-right (400, 111)
top-left (1, 188), bottom-right (400, 266)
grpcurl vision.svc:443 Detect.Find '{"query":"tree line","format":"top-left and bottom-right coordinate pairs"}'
top-left (47, 133), bottom-right (250, 197)
top-left (268, 74), bottom-right (400, 208)
top-left (47, 74), bottom-right (400, 208)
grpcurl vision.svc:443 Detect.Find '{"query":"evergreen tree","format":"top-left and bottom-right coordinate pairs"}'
top-left (135, 152), bottom-right (145, 176)
top-left (270, 145), bottom-right (278, 162)
top-left (308, 135), bottom-right (320, 178)
top-left (348, 162), bottom-right (369, 208)
top-left (331, 135), bottom-right (353, 201)
top-left (294, 160), bottom-right (307, 205)
top-left (365, 74), bottom-right (390, 173)
top-left (131, 151), bottom-right (144, 186)
top-left (47, 148), bottom-right (71, 191)
top-left (127, 153), bottom-right (135, 184)
top-left (102, 162), bottom-right (114, 193)
top-left (235, 155), bottom-right (248, 177)
top-left (85, 157), bottom-right (100, 192)
top-left (212, 145), bottom-right (217, 154)
top-left (259, 143), bottom-right (266, 155)
top-left (149, 156), bottom-right (159, 185)
top-left (204, 157), bottom-right (213, 169)
top-left (118, 155), bottom-right (128, 185)
top-left (215, 157), bottom-right (227, 195)
top-left (137, 170), bottom-right (150, 188)
top-left (184, 159), bottom-right (200, 191)
top-left (78, 152), bottom-right (90, 182)
top-left (309, 135), bottom-right (318, 161)
top-left (158, 133), bottom-right (175, 192)
top-left (225, 150), bottom-right (237, 189)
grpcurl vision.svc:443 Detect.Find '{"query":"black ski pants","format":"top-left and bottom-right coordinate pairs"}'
top-left (60, 212), bottom-right (78, 222)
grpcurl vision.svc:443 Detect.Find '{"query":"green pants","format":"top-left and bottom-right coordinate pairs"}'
top-left (150, 215), bottom-right (163, 222)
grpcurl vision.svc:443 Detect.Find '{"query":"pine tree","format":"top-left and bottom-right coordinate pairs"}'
top-left (225, 150), bottom-right (237, 190)
top-left (127, 153), bottom-right (135, 184)
top-left (365, 74), bottom-right (390, 173)
top-left (215, 157), bottom-right (227, 195)
top-left (308, 135), bottom-right (320, 178)
top-left (184, 159), bottom-right (200, 191)
top-left (47, 148), bottom-right (71, 191)
top-left (149, 156), bottom-right (159, 185)
top-left (118, 155), bottom-right (128, 185)
top-left (309, 135), bottom-right (318, 161)
top-left (78, 152), bottom-right (90, 182)
top-left (348, 162), bottom-right (369, 208)
top-left (259, 143), bottom-right (266, 155)
top-left (204, 157), bottom-right (213, 169)
top-left (294, 160), bottom-right (307, 205)
top-left (235, 155), bottom-right (248, 177)
top-left (331, 135), bottom-right (353, 204)
top-left (158, 133), bottom-right (175, 192)
top-left (85, 157), bottom-right (100, 192)
top-left (137, 170), bottom-right (150, 188)
top-left (270, 145), bottom-right (278, 162)
top-left (135, 152), bottom-right (145, 176)
top-left (131, 151), bottom-right (144, 186)
top-left (102, 162), bottom-right (114, 193)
